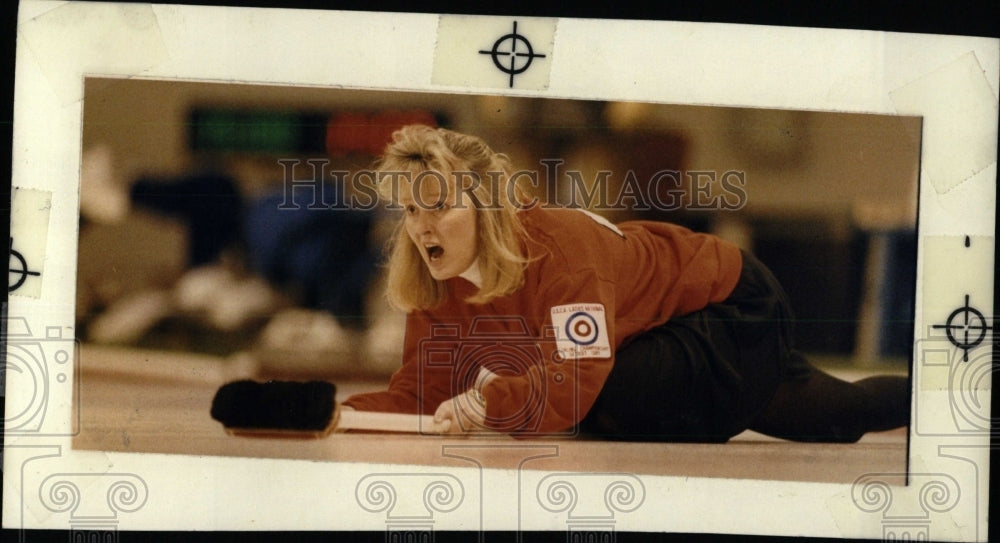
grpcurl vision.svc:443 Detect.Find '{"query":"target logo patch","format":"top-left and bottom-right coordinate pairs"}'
top-left (550, 303), bottom-right (611, 359)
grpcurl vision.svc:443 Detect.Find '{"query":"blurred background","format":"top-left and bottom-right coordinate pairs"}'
top-left (77, 77), bottom-right (920, 381)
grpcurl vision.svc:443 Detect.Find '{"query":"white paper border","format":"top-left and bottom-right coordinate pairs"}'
top-left (5, 1), bottom-right (997, 539)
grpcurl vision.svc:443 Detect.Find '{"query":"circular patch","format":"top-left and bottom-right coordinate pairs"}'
top-left (564, 312), bottom-right (599, 346)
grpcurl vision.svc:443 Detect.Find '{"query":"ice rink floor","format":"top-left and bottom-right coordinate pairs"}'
top-left (72, 344), bottom-right (909, 485)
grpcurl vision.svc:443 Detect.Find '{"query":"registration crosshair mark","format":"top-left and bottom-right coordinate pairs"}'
top-left (479, 21), bottom-right (546, 88)
top-left (932, 294), bottom-right (992, 362)
top-left (8, 237), bottom-right (41, 292)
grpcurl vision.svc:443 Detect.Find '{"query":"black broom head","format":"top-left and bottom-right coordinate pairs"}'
top-left (210, 380), bottom-right (337, 432)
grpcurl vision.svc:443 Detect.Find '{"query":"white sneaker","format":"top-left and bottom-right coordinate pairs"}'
top-left (86, 289), bottom-right (173, 344)
top-left (208, 276), bottom-right (280, 331)
top-left (174, 264), bottom-right (233, 314)
top-left (258, 308), bottom-right (351, 353)
top-left (79, 144), bottom-right (129, 224)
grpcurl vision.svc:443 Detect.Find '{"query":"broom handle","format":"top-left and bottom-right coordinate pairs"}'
top-left (334, 408), bottom-right (438, 434)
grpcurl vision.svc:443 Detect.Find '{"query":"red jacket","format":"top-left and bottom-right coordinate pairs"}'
top-left (343, 206), bottom-right (742, 435)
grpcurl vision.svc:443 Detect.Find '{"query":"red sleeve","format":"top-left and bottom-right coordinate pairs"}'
top-left (341, 311), bottom-right (453, 415)
top-left (480, 269), bottom-right (617, 436)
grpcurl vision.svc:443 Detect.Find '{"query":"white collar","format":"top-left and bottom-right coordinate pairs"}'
top-left (459, 258), bottom-right (483, 288)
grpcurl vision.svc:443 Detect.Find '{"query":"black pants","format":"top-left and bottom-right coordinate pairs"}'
top-left (579, 251), bottom-right (910, 443)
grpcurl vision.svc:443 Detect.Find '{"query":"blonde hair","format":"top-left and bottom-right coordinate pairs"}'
top-left (376, 125), bottom-right (530, 311)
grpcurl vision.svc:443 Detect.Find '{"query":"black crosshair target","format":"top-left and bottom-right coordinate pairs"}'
top-left (479, 21), bottom-right (546, 88)
top-left (933, 294), bottom-right (992, 362)
top-left (9, 237), bottom-right (41, 292)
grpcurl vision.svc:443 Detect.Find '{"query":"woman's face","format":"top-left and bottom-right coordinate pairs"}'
top-left (401, 172), bottom-right (479, 281)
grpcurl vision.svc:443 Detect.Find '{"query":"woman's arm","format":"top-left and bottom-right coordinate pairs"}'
top-left (468, 270), bottom-right (619, 436)
top-left (341, 311), bottom-right (453, 414)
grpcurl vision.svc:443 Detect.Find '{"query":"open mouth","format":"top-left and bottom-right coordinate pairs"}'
top-left (426, 245), bottom-right (444, 262)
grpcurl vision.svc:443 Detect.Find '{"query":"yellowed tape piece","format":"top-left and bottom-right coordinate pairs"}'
top-left (914, 235), bottom-right (994, 436)
top-left (890, 52), bottom-right (999, 195)
top-left (19, 2), bottom-right (167, 103)
top-left (9, 187), bottom-right (52, 298)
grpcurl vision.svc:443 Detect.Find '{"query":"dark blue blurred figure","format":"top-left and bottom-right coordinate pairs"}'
top-left (130, 172), bottom-right (378, 329)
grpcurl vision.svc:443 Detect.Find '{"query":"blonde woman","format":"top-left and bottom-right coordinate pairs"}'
top-left (343, 125), bottom-right (909, 442)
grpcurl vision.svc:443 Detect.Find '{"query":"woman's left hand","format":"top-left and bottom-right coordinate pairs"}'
top-left (432, 391), bottom-right (487, 434)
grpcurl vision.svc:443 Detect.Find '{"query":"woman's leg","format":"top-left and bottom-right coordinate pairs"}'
top-left (579, 307), bottom-right (748, 442)
top-left (731, 250), bottom-right (911, 442)
top-left (584, 249), bottom-right (911, 443)
top-left (583, 318), bottom-right (911, 443)
top-left (749, 370), bottom-right (910, 443)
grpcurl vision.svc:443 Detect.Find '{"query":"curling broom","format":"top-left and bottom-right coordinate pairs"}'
top-left (210, 379), bottom-right (435, 437)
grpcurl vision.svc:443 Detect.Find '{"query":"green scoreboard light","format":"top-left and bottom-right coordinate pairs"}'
top-left (189, 108), bottom-right (329, 154)
top-left (188, 107), bottom-right (441, 156)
